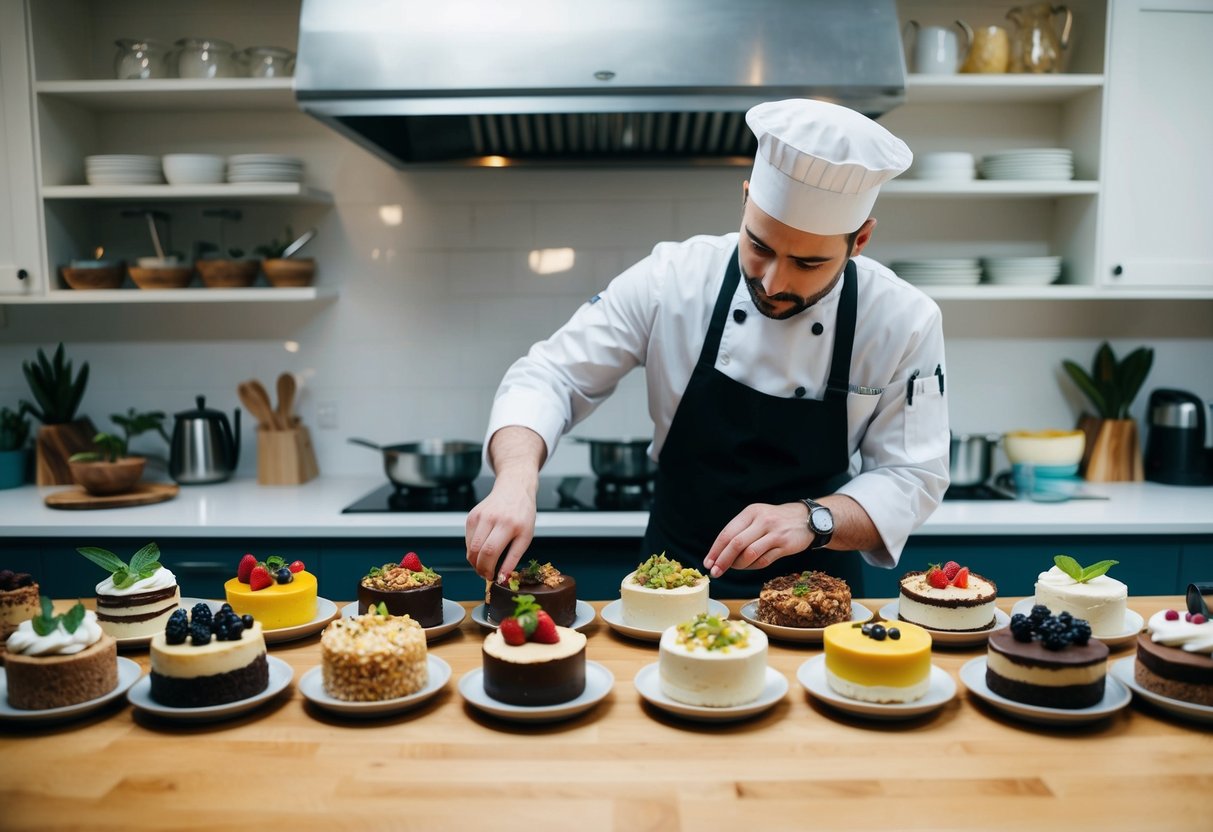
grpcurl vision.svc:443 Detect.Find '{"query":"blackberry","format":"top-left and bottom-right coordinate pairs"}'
top-left (1057, 611), bottom-right (1074, 627)
top-left (190, 622), bottom-right (212, 646)
top-left (1071, 622), bottom-right (1092, 645)
top-left (191, 603), bottom-right (213, 625)
top-left (1011, 619), bottom-right (1034, 642)
top-left (1029, 604), bottom-right (1051, 625)
top-left (1010, 613), bottom-right (1028, 628)
top-left (228, 620), bottom-right (244, 640)
top-left (220, 603), bottom-right (233, 612)
top-left (169, 608), bottom-right (189, 625)
top-left (165, 620), bottom-right (188, 645)
top-left (241, 614), bottom-right (254, 630)
top-left (1041, 634), bottom-right (1067, 651)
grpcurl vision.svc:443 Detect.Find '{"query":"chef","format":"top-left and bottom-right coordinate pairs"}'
top-left (465, 98), bottom-right (950, 596)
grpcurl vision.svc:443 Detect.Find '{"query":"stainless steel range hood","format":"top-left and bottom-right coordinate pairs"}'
top-left (295, 0), bottom-right (907, 167)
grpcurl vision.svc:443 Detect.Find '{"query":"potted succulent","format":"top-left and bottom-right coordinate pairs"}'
top-left (0, 407), bottom-right (31, 489)
top-left (68, 408), bottom-right (169, 496)
top-left (19, 343), bottom-right (96, 486)
top-left (257, 226), bottom-right (316, 287)
top-left (1062, 341), bottom-right (1154, 482)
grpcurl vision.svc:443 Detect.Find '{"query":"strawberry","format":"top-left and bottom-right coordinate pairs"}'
top-left (400, 552), bottom-right (423, 572)
top-left (237, 554), bottom-right (257, 584)
top-left (926, 565), bottom-right (949, 590)
top-left (943, 561), bottom-right (961, 581)
top-left (249, 565), bottom-right (273, 591)
top-left (499, 617), bottom-right (527, 645)
top-left (531, 610), bottom-right (559, 644)
top-left (288, 560), bottom-right (305, 573)
top-left (951, 566), bottom-right (970, 589)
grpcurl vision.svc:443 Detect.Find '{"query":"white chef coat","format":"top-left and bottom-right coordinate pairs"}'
top-left (486, 232), bottom-right (950, 567)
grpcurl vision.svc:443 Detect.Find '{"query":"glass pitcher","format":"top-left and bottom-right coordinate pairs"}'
top-left (1006, 3), bottom-right (1073, 73)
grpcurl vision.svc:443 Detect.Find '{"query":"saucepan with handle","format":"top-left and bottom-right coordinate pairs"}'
top-left (572, 437), bottom-right (658, 483)
top-left (348, 437), bottom-right (482, 488)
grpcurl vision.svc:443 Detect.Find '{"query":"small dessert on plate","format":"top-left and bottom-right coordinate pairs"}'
top-left (986, 605), bottom-right (1108, 709)
top-left (757, 570), bottom-right (851, 628)
top-left (1134, 606), bottom-right (1213, 707)
top-left (149, 602), bottom-right (269, 707)
top-left (322, 603), bottom-right (429, 701)
top-left (482, 594), bottom-right (586, 706)
top-left (823, 620), bottom-right (932, 704)
top-left (1, 569), bottom-right (41, 652)
top-left (659, 613), bottom-right (768, 707)
top-left (898, 561), bottom-right (997, 632)
top-left (488, 559), bottom-right (576, 627)
top-left (224, 553), bottom-right (318, 629)
top-left (5, 599), bottom-right (118, 710)
top-left (1032, 555), bottom-right (1127, 638)
top-left (357, 552), bottom-right (443, 627)
top-left (620, 553), bottom-right (709, 631)
top-left (77, 543), bottom-right (181, 639)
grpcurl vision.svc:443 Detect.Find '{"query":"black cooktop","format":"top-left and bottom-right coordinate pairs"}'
top-left (342, 476), bottom-right (655, 513)
top-left (943, 483), bottom-right (1014, 501)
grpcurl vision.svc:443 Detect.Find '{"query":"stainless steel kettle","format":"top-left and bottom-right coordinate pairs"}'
top-left (169, 395), bottom-right (240, 484)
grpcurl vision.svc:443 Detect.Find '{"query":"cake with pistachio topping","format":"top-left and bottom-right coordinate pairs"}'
top-left (659, 614), bottom-right (768, 707)
top-left (620, 553), bottom-right (709, 631)
top-left (488, 559), bottom-right (576, 627)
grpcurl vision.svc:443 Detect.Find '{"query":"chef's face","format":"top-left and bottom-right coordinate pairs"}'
top-left (739, 183), bottom-right (874, 320)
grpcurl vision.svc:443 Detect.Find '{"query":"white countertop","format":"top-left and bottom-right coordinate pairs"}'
top-left (1, 476), bottom-right (1210, 538)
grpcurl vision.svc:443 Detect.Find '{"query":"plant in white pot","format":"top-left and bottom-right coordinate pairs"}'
top-left (1062, 341), bottom-right (1154, 482)
top-left (68, 408), bottom-right (169, 495)
top-left (0, 407), bottom-right (31, 489)
top-left (19, 343), bottom-right (95, 486)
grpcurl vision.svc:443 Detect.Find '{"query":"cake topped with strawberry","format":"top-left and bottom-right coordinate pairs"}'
top-left (223, 553), bottom-right (317, 630)
top-left (357, 551), bottom-right (444, 627)
top-left (481, 594), bottom-right (587, 706)
top-left (488, 559), bottom-right (577, 627)
top-left (898, 560), bottom-right (998, 633)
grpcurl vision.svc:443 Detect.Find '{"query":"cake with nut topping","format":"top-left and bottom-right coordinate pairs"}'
top-left (619, 553), bottom-right (709, 631)
top-left (659, 614), bottom-right (768, 707)
top-left (488, 559), bottom-right (576, 627)
top-left (0, 569), bottom-right (40, 655)
top-left (757, 571), bottom-right (851, 628)
top-left (322, 606), bottom-right (428, 701)
top-left (357, 552), bottom-right (443, 627)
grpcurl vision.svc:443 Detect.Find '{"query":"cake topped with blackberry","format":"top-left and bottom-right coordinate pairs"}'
top-left (488, 559), bottom-right (576, 627)
top-left (986, 604), bottom-right (1109, 709)
top-left (0, 569), bottom-right (41, 651)
top-left (358, 552), bottom-right (444, 627)
top-left (149, 602), bottom-right (268, 708)
top-left (757, 570), bottom-right (851, 628)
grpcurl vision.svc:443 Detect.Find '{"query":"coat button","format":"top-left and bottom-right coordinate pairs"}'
top-left (720, 354), bottom-right (731, 366)
top-left (733, 309), bottom-right (746, 324)
top-left (811, 322), bottom-right (824, 335)
top-left (794, 386), bottom-right (806, 398)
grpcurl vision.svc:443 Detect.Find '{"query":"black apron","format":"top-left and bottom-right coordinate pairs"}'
top-left (641, 247), bottom-right (864, 598)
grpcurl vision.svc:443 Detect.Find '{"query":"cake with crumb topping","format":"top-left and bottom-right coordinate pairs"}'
top-left (757, 571), bottom-right (851, 628)
top-left (358, 553), bottom-right (443, 627)
top-left (488, 560), bottom-right (576, 626)
top-left (659, 614), bottom-right (768, 707)
top-left (0, 570), bottom-right (40, 655)
top-left (322, 611), bottom-right (428, 701)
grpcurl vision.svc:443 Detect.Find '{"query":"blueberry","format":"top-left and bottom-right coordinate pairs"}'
top-left (190, 622), bottom-right (212, 646)
top-left (241, 614), bottom-right (254, 629)
top-left (869, 624), bottom-right (887, 641)
top-left (888, 628), bottom-right (901, 640)
top-left (220, 603), bottom-right (233, 612)
top-left (275, 567), bottom-right (293, 584)
top-left (228, 621), bottom-right (244, 640)
top-left (861, 623), bottom-right (873, 635)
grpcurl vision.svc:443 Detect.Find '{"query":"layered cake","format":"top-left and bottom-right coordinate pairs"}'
top-left (1, 570), bottom-right (40, 652)
top-left (488, 559), bottom-right (576, 627)
top-left (757, 570), bottom-right (851, 628)
top-left (357, 552), bottom-right (443, 627)
top-left (322, 607), bottom-right (428, 701)
top-left (1033, 556), bottom-right (1127, 638)
top-left (898, 562), bottom-right (998, 632)
top-left (620, 553), bottom-right (709, 631)
top-left (224, 553), bottom-right (318, 630)
top-left (78, 543), bottom-right (181, 639)
top-left (659, 613), bottom-right (768, 707)
top-left (149, 603), bottom-right (269, 707)
top-left (986, 605), bottom-right (1109, 709)
top-left (823, 620), bottom-right (932, 703)
top-left (1134, 607), bottom-right (1213, 706)
top-left (5, 600), bottom-right (118, 710)
top-left (482, 594), bottom-right (586, 705)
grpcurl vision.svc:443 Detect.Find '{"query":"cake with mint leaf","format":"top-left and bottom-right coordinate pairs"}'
top-left (4, 598), bottom-right (118, 709)
top-left (659, 614), bottom-right (768, 707)
top-left (224, 553), bottom-right (317, 630)
top-left (358, 552), bottom-right (443, 627)
top-left (757, 570), bottom-right (851, 628)
top-left (78, 543), bottom-right (181, 639)
top-left (619, 553), bottom-right (709, 631)
top-left (1032, 555), bottom-right (1127, 638)
top-left (488, 559), bottom-right (576, 627)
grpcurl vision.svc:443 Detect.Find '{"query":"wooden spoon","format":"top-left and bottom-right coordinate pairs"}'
top-left (276, 372), bottom-right (297, 429)
top-left (238, 380), bottom-right (279, 430)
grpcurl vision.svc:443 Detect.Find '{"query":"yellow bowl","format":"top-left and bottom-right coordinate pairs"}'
top-left (1003, 430), bottom-right (1085, 466)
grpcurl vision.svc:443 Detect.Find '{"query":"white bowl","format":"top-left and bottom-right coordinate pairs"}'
top-left (162, 153), bottom-right (225, 185)
top-left (1003, 430), bottom-right (1086, 466)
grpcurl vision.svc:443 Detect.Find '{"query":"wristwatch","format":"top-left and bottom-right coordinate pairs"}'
top-left (801, 498), bottom-right (834, 550)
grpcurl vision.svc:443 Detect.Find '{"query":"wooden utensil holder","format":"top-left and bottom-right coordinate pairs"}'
top-left (35, 418), bottom-right (98, 486)
top-left (257, 426), bottom-right (319, 485)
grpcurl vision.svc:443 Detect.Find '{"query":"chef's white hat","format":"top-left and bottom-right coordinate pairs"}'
top-left (746, 99), bottom-right (912, 235)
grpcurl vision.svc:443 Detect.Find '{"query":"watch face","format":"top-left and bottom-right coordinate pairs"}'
top-left (811, 506), bottom-right (834, 534)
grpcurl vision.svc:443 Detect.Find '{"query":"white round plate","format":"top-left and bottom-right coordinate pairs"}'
top-left (797, 655), bottom-right (956, 720)
top-left (1108, 656), bottom-right (1213, 726)
top-left (599, 598), bottom-right (730, 642)
top-left (340, 598), bottom-right (467, 641)
top-left (959, 656), bottom-right (1130, 725)
top-left (739, 600), bottom-right (873, 644)
top-left (298, 655), bottom-right (451, 718)
top-left (877, 601), bottom-right (1011, 647)
top-left (189, 597), bottom-right (339, 644)
top-left (126, 655), bottom-right (293, 722)
top-left (1010, 599), bottom-right (1144, 649)
top-left (458, 660), bottom-right (614, 723)
top-left (633, 662), bottom-right (787, 722)
top-left (469, 599), bottom-right (596, 632)
top-left (0, 656), bottom-right (141, 725)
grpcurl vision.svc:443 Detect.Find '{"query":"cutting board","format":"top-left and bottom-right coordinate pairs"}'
top-left (45, 482), bottom-right (179, 510)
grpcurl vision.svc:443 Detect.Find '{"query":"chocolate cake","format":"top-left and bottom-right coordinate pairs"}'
top-left (1134, 608), bottom-right (1213, 706)
top-left (149, 605), bottom-right (269, 708)
top-left (481, 626), bottom-right (586, 706)
top-left (488, 561), bottom-right (576, 627)
top-left (357, 558), bottom-right (443, 628)
top-left (757, 571), bottom-right (851, 628)
top-left (987, 624), bottom-right (1108, 709)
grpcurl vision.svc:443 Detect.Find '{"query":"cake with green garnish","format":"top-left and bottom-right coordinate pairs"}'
top-left (4, 599), bottom-right (118, 710)
top-left (78, 543), bottom-right (181, 639)
top-left (757, 570), bottom-right (851, 628)
top-left (1032, 555), bottom-right (1127, 638)
top-left (620, 553), bottom-right (709, 631)
top-left (482, 594), bottom-right (586, 706)
top-left (488, 559), bottom-right (576, 627)
top-left (323, 604), bottom-right (428, 701)
top-left (357, 552), bottom-right (443, 627)
top-left (658, 613), bottom-right (768, 707)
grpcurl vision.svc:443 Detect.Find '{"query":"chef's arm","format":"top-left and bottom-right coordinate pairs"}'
top-left (466, 426), bottom-right (547, 582)
top-left (814, 494), bottom-right (881, 553)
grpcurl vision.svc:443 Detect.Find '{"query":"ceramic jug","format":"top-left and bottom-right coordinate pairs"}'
top-left (960, 25), bottom-right (1011, 73)
top-left (1006, 3), bottom-right (1073, 73)
top-left (903, 19), bottom-right (973, 75)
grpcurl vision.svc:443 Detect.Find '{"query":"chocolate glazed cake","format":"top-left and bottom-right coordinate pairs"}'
top-left (986, 628), bottom-right (1109, 709)
top-left (357, 580), bottom-right (443, 627)
top-left (1134, 633), bottom-right (1213, 706)
top-left (488, 566), bottom-right (577, 627)
top-left (481, 628), bottom-right (587, 706)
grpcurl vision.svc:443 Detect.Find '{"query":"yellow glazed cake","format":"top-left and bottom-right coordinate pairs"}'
top-left (224, 553), bottom-right (318, 630)
top-left (823, 620), bottom-right (932, 704)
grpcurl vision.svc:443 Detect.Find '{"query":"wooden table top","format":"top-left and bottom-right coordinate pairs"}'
top-left (2, 597), bottom-right (1209, 831)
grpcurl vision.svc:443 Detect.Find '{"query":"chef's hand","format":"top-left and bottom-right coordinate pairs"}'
top-left (703, 502), bottom-right (813, 578)
top-left (466, 478), bottom-right (538, 583)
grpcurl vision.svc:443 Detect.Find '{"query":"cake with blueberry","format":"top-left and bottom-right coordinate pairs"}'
top-left (1134, 602), bottom-right (1213, 706)
top-left (357, 552), bottom-right (443, 627)
top-left (620, 553), bottom-right (709, 631)
top-left (4, 599), bottom-right (117, 710)
top-left (322, 604), bottom-right (428, 701)
top-left (488, 559), bottom-right (576, 627)
top-left (0, 569), bottom-right (41, 652)
top-left (1032, 555), bottom-right (1127, 638)
top-left (986, 605), bottom-right (1108, 709)
top-left (78, 543), bottom-right (181, 639)
top-left (898, 562), bottom-right (998, 632)
top-left (823, 620), bottom-right (932, 704)
top-left (149, 603), bottom-right (269, 707)
top-left (659, 613), bottom-right (768, 707)
top-left (482, 594), bottom-right (586, 706)
top-left (224, 553), bottom-right (317, 630)
top-left (757, 570), bottom-right (851, 628)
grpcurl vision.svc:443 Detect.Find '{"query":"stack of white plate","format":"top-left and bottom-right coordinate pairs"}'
top-left (226, 154), bottom-right (304, 184)
top-left (979, 148), bottom-right (1074, 181)
top-left (84, 154), bottom-right (163, 186)
top-left (981, 256), bottom-right (1063, 285)
top-left (890, 258), bottom-right (982, 286)
top-left (909, 151), bottom-right (976, 182)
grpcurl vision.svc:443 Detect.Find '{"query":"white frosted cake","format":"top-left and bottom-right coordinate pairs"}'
top-left (620, 554), bottom-right (709, 631)
top-left (1034, 565), bottom-right (1127, 637)
top-left (659, 614), bottom-right (767, 707)
top-left (898, 564), bottom-right (998, 632)
top-left (95, 566), bottom-right (181, 639)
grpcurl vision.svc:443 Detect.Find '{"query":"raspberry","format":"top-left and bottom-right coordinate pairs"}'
top-left (943, 561), bottom-right (961, 580)
top-left (499, 617), bottom-right (526, 645)
top-left (289, 560), bottom-right (305, 573)
top-left (1193, 614), bottom-right (1208, 625)
top-left (1165, 609), bottom-right (1179, 621)
top-left (237, 554), bottom-right (258, 584)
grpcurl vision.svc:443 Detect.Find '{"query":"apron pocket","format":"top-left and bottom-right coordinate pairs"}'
top-left (904, 376), bottom-right (948, 459)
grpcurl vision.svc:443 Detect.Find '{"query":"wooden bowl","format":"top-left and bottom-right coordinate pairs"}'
top-left (61, 264), bottom-right (125, 290)
top-left (262, 258), bottom-right (315, 287)
top-left (68, 457), bottom-right (146, 496)
top-left (196, 258), bottom-right (259, 288)
top-left (128, 265), bottom-right (194, 290)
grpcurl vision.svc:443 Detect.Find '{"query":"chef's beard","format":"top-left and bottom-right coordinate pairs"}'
top-left (741, 262), bottom-right (845, 320)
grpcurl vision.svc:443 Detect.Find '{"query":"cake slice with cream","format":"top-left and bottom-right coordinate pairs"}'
top-left (78, 543), bottom-right (180, 639)
top-left (898, 561), bottom-right (997, 632)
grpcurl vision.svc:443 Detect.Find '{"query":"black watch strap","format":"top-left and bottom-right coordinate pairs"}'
top-left (801, 498), bottom-right (834, 550)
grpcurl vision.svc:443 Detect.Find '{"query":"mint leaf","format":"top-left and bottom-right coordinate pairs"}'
top-left (40, 595), bottom-right (54, 620)
top-left (77, 546), bottom-right (128, 574)
top-left (129, 542), bottom-right (160, 574)
top-left (112, 568), bottom-right (136, 589)
top-left (1053, 555), bottom-right (1083, 581)
top-left (1079, 560), bottom-right (1119, 583)
top-left (61, 602), bottom-right (86, 634)
top-left (139, 562), bottom-right (161, 580)
top-left (266, 555), bottom-right (286, 571)
top-left (31, 596), bottom-right (56, 636)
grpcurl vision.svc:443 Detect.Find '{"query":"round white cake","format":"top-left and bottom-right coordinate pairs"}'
top-left (1033, 566), bottom-right (1127, 637)
top-left (658, 615), bottom-right (767, 707)
top-left (620, 554), bottom-right (710, 631)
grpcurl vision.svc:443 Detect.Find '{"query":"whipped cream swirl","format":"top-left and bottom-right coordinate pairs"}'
top-left (95, 565), bottom-right (177, 596)
top-left (6, 609), bottom-right (104, 656)
top-left (1148, 610), bottom-right (1213, 655)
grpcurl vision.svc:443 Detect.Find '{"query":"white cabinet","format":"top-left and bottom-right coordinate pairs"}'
top-left (0, 0), bottom-right (43, 295)
top-left (1100, 0), bottom-right (1213, 288)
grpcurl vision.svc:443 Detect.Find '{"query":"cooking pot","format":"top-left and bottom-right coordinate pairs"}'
top-left (572, 437), bottom-right (657, 483)
top-left (348, 437), bottom-right (482, 488)
top-left (950, 432), bottom-right (1001, 487)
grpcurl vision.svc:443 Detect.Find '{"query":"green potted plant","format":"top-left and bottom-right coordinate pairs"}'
top-left (0, 407), bottom-right (31, 489)
top-left (68, 408), bottom-right (169, 495)
top-left (1062, 341), bottom-right (1154, 482)
top-left (19, 343), bottom-right (96, 486)
top-left (256, 226), bottom-right (316, 287)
